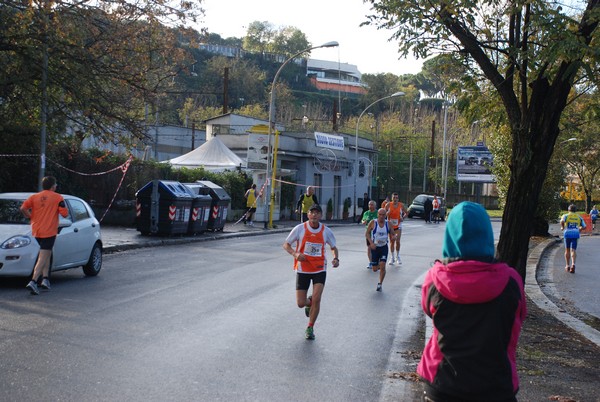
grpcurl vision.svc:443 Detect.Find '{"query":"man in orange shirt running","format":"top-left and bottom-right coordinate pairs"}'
top-left (385, 192), bottom-right (406, 265)
top-left (283, 204), bottom-right (339, 340)
top-left (20, 176), bottom-right (69, 295)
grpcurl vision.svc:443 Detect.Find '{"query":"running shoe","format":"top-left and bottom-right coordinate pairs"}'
top-left (367, 265), bottom-right (371, 270)
top-left (40, 278), bottom-right (51, 290)
top-left (305, 326), bottom-right (315, 340)
top-left (305, 295), bottom-right (312, 317)
top-left (26, 281), bottom-right (39, 295)
top-left (396, 255), bottom-right (402, 265)
top-left (376, 283), bottom-right (382, 292)
top-left (389, 257), bottom-right (395, 265)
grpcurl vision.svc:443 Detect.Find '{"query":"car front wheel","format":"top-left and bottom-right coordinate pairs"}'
top-left (83, 242), bottom-right (102, 276)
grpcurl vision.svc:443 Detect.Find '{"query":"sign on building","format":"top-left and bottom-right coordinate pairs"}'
top-left (314, 132), bottom-right (345, 151)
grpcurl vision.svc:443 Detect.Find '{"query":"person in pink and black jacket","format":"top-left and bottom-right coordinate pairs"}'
top-left (417, 202), bottom-right (527, 402)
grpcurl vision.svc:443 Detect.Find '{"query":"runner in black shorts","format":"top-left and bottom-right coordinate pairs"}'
top-left (283, 204), bottom-right (339, 340)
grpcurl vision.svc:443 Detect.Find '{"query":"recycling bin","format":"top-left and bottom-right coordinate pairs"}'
top-left (183, 183), bottom-right (213, 235)
top-left (135, 180), bottom-right (193, 235)
top-left (193, 180), bottom-right (231, 232)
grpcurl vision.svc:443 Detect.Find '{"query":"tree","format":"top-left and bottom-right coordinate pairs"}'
top-left (271, 26), bottom-right (310, 56)
top-left (0, 0), bottom-right (201, 148)
top-left (243, 21), bottom-right (275, 54)
top-left (556, 93), bottom-right (600, 211)
top-left (366, 0), bottom-right (600, 280)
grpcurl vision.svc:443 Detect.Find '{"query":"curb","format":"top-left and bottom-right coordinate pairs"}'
top-left (525, 238), bottom-right (600, 347)
top-left (103, 227), bottom-right (291, 254)
top-left (102, 223), bottom-right (349, 255)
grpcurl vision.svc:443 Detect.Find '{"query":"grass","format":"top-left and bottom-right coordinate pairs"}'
top-left (446, 208), bottom-right (504, 219)
top-left (486, 209), bottom-right (503, 218)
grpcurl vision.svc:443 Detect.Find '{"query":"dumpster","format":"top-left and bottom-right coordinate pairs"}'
top-left (135, 180), bottom-right (193, 235)
top-left (193, 180), bottom-right (231, 232)
top-left (183, 183), bottom-right (212, 235)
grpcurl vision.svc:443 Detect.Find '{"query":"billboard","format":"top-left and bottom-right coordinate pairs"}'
top-left (456, 146), bottom-right (495, 183)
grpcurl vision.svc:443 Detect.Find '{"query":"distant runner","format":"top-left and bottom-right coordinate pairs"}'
top-left (366, 208), bottom-right (396, 292)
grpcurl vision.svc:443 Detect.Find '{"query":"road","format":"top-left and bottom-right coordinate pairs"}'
top-left (0, 220), bottom-right (500, 401)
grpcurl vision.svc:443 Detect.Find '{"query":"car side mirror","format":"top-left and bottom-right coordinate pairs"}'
top-left (58, 217), bottom-right (73, 229)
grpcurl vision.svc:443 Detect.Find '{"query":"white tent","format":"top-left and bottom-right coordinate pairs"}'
top-left (165, 136), bottom-right (245, 171)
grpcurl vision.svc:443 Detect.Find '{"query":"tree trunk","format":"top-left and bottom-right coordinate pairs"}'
top-left (497, 118), bottom-right (560, 280)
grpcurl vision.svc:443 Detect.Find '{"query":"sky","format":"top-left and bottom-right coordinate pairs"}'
top-left (198, 0), bottom-right (424, 76)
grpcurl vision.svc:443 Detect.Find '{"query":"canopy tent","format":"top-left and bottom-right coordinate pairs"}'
top-left (165, 137), bottom-right (245, 172)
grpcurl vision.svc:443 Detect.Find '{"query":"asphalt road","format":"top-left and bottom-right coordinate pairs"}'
top-left (543, 235), bottom-right (600, 319)
top-left (0, 220), bottom-right (458, 401)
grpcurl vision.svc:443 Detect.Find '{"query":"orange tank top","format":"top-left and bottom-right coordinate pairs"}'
top-left (294, 222), bottom-right (326, 273)
top-left (388, 202), bottom-right (403, 228)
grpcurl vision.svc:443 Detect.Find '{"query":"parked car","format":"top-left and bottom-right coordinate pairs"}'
top-left (0, 193), bottom-right (102, 278)
top-left (407, 194), bottom-right (447, 221)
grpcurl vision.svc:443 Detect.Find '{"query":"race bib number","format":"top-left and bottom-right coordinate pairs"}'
top-left (304, 242), bottom-right (323, 257)
top-left (375, 238), bottom-right (387, 247)
top-left (390, 219), bottom-right (399, 226)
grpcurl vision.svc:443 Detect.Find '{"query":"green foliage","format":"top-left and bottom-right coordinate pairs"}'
top-left (326, 198), bottom-right (333, 214)
top-left (343, 197), bottom-right (351, 213)
top-left (280, 177), bottom-right (297, 211)
top-left (1, 1), bottom-right (200, 144)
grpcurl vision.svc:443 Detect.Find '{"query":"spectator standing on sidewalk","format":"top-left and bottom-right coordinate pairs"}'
top-left (560, 204), bottom-right (586, 273)
top-left (589, 205), bottom-right (598, 230)
top-left (431, 195), bottom-right (441, 223)
top-left (242, 183), bottom-right (261, 226)
top-left (417, 201), bottom-right (527, 402)
top-left (359, 192), bottom-right (370, 224)
top-left (20, 176), bottom-right (69, 295)
top-left (424, 196), bottom-right (433, 223)
top-left (295, 186), bottom-right (319, 223)
top-left (283, 204), bottom-right (339, 340)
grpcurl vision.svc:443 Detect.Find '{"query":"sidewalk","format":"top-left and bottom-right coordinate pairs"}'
top-left (100, 220), bottom-right (298, 253)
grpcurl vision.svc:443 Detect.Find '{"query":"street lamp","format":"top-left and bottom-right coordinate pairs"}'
top-left (265, 41), bottom-right (339, 229)
top-left (353, 91), bottom-right (405, 220)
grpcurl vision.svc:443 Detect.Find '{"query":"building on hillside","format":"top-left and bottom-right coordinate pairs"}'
top-left (197, 43), bottom-right (367, 98)
top-left (204, 113), bottom-right (375, 222)
top-left (307, 59), bottom-right (367, 98)
top-left (78, 124), bottom-right (205, 162)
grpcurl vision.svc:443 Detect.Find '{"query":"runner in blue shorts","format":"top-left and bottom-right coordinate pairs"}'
top-left (560, 204), bottom-right (586, 273)
top-left (366, 208), bottom-right (396, 292)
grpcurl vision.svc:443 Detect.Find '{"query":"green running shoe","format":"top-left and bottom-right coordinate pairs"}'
top-left (305, 326), bottom-right (315, 340)
top-left (305, 295), bottom-right (312, 317)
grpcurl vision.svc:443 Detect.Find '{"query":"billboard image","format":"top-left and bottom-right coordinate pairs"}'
top-left (456, 146), bottom-right (496, 183)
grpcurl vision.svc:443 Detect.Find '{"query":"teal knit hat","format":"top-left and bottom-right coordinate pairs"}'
top-left (442, 201), bottom-right (495, 261)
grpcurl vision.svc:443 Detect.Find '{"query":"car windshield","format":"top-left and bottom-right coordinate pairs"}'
top-left (0, 199), bottom-right (29, 224)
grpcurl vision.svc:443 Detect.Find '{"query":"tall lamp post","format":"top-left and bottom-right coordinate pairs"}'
top-left (353, 92), bottom-right (405, 220)
top-left (264, 41), bottom-right (339, 229)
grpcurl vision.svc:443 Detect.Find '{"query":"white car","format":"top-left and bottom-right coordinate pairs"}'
top-left (0, 192), bottom-right (102, 278)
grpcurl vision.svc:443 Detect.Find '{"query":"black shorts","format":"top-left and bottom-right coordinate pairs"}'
top-left (371, 245), bottom-right (389, 265)
top-left (247, 207), bottom-right (256, 213)
top-left (296, 271), bottom-right (327, 291)
top-left (36, 236), bottom-right (56, 250)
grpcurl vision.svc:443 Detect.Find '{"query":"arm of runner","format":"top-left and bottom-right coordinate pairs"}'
top-left (283, 241), bottom-right (305, 261)
top-left (330, 246), bottom-right (339, 267)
